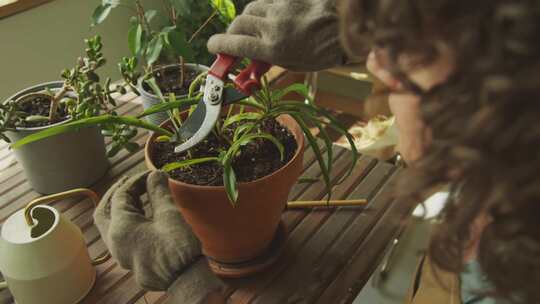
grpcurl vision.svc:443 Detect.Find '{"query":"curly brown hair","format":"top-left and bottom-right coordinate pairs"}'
top-left (339, 0), bottom-right (540, 303)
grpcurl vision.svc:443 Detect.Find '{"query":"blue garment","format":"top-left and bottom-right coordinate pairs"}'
top-left (460, 260), bottom-right (509, 304)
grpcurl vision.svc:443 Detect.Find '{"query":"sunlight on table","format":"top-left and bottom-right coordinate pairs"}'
top-left (0, 0), bottom-right (17, 6)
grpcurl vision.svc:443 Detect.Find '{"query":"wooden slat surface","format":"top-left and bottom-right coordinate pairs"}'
top-left (0, 91), bottom-right (414, 304)
top-left (0, 0), bottom-right (53, 19)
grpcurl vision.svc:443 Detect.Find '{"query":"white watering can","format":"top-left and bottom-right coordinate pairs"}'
top-left (0, 189), bottom-right (110, 304)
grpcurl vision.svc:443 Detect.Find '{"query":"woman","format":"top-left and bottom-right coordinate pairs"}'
top-left (340, 1), bottom-right (540, 303)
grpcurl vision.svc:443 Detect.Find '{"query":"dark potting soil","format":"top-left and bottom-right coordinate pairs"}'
top-left (17, 96), bottom-right (69, 128)
top-left (143, 66), bottom-right (199, 96)
top-left (151, 118), bottom-right (298, 186)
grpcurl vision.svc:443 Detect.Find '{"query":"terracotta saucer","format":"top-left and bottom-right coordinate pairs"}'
top-left (207, 221), bottom-right (288, 278)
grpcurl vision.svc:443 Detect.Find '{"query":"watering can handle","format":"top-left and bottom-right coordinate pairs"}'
top-left (23, 188), bottom-right (111, 266)
top-left (0, 189), bottom-right (111, 290)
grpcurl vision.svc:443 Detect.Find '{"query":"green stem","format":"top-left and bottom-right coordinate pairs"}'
top-left (226, 104), bottom-right (235, 120)
top-left (135, 0), bottom-right (152, 34)
top-left (189, 10), bottom-right (217, 43)
top-left (112, 116), bottom-right (173, 136)
top-left (49, 86), bottom-right (69, 122)
top-left (145, 78), bottom-right (182, 134)
top-left (161, 0), bottom-right (174, 24)
top-left (125, 79), bottom-right (140, 96)
top-left (188, 72), bottom-right (207, 98)
top-left (180, 56), bottom-right (185, 89)
top-left (135, 0), bottom-right (151, 68)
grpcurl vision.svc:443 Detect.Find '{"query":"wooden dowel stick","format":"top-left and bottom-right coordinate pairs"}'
top-left (286, 199), bottom-right (368, 209)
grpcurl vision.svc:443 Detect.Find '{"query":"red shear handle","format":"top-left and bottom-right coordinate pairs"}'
top-left (209, 53), bottom-right (272, 95)
top-left (233, 60), bottom-right (272, 95)
top-left (209, 53), bottom-right (237, 80)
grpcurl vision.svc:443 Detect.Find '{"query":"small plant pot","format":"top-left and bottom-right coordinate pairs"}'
top-left (4, 82), bottom-right (109, 194)
top-left (145, 115), bottom-right (304, 275)
top-left (137, 63), bottom-right (209, 125)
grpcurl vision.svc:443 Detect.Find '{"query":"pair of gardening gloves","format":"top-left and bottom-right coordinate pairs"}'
top-left (94, 0), bottom-right (343, 302)
top-left (94, 171), bottom-right (225, 304)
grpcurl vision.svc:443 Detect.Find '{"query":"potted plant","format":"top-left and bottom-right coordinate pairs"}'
top-left (92, 0), bottom-right (237, 125)
top-left (0, 35), bottom-right (124, 194)
top-left (12, 74), bottom-right (358, 275)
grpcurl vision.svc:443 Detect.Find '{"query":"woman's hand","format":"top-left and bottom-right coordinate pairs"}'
top-left (366, 46), bottom-right (453, 164)
top-left (207, 0), bottom-right (345, 72)
top-left (388, 93), bottom-right (431, 164)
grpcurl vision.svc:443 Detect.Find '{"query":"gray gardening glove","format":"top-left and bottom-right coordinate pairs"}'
top-left (94, 171), bottom-right (225, 304)
top-left (207, 0), bottom-right (345, 71)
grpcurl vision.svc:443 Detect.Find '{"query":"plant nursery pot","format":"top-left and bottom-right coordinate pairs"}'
top-left (4, 81), bottom-right (109, 194)
top-left (145, 115), bottom-right (304, 265)
top-left (137, 63), bottom-right (209, 125)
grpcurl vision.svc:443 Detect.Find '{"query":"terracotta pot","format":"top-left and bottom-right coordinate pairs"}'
top-left (145, 115), bottom-right (304, 263)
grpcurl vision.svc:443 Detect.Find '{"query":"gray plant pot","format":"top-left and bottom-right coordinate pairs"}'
top-left (137, 63), bottom-right (209, 125)
top-left (4, 81), bottom-right (109, 194)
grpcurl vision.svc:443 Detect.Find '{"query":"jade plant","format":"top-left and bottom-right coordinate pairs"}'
top-left (92, 0), bottom-right (237, 94)
top-left (12, 73), bottom-right (358, 205)
top-left (0, 35), bottom-right (124, 143)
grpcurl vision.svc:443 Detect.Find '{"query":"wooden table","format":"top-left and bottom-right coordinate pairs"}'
top-left (0, 91), bottom-right (415, 304)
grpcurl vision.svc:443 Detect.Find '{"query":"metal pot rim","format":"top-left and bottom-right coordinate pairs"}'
top-left (137, 63), bottom-right (210, 99)
top-left (3, 81), bottom-right (75, 132)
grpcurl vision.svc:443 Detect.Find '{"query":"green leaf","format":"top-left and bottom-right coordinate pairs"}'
top-left (310, 117), bottom-right (333, 184)
top-left (25, 115), bottom-right (50, 123)
top-left (146, 36), bottom-right (163, 66)
top-left (161, 26), bottom-right (176, 35)
top-left (291, 113), bottom-right (333, 201)
top-left (91, 4), bottom-right (113, 27)
top-left (11, 115), bottom-right (173, 149)
top-left (124, 142), bottom-right (140, 152)
top-left (121, 128), bottom-right (138, 139)
top-left (167, 29), bottom-right (195, 62)
top-left (188, 71), bottom-right (207, 98)
top-left (145, 9), bottom-right (157, 22)
top-left (162, 157), bottom-right (219, 172)
top-left (223, 164), bottom-right (238, 205)
top-left (223, 112), bottom-right (262, 129)
top-left (107, 143), bottom-right (122, 157)
top-left (101, 129), bottom-right (114, 136)
top-left (235, 98), bottom-right (266, 111)
top-left (129, 16), bottom-right (138, 26)
top-left (272, 83), bottom-right (311, 102)
top-left (136, 94), bottom-right (199, 120)
top-left (219, 132), bottom-right (284, 206)
top-left (155, 135), bottom-right (171, 142)
top-left (210, 0), bottom-right (236, 24)
top-left (233, 122), bottom-right (255, 142)
top-left (271, 101), bottom-right (358, 184)
top-left (144, 77), bottom-right (166, 101)
top-left (102, 0), bottom-right (121, 7)
top-left (231, 133), bottom-right (284, 161)
top-left (128, 24), bottom-right (143, 56)
top-left (312, 106), bottom-right (359, 184)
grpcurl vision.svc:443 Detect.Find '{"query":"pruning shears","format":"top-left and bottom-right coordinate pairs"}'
top-left (173, 54), bottom-right (271, 153)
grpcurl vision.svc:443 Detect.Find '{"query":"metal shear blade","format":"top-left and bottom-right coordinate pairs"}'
top-left (173, 98), bottom-right (220, 153)
top-left (173, 53), bottom-right (271, 154)
top-left (173, 80), bottom-right (248, 153)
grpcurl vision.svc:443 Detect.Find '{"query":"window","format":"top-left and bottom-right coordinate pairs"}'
top-left (0, 0), bottom-right (52, 19)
